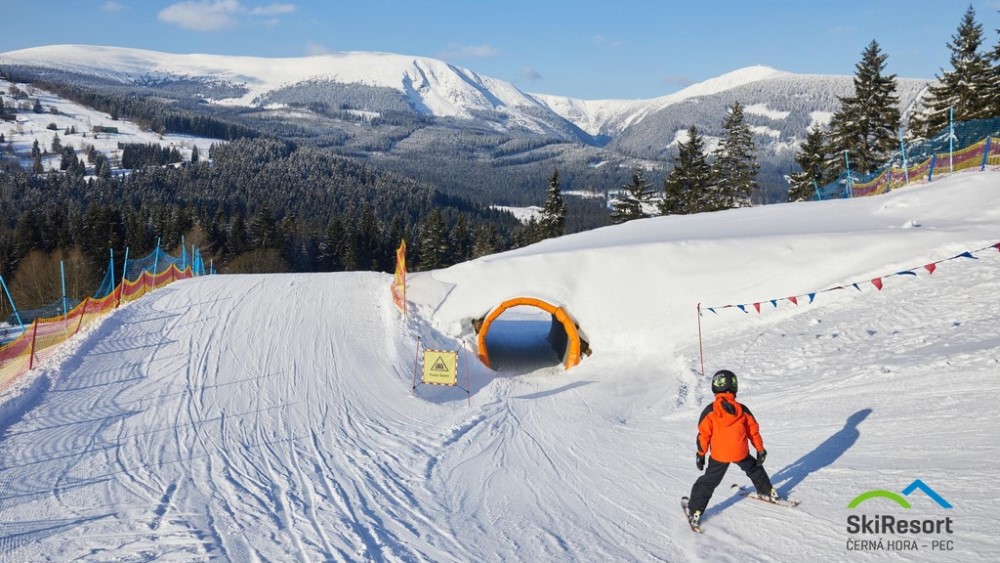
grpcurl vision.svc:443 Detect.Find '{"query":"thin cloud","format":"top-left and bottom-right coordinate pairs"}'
top-left (250, 3), bottom-right (295, 16)
top-left (159, 0), bottom-right (241, 31)
top-left (664, 75), bottom-right (693, 87)
top-left (522, 65), bottom-right (542, 81)
top-left (305, 42), bottom-right (333, 56)
top-left (158, 1), bottom-right (297, 32)
top-left (438, 43), bottom-right (501, 59)
top-left (102, 1), bottom-right (126, 12)
top-left (593, 34), bottom-right (622, 48)
top-left (828, 25), bottom-right (856, 35)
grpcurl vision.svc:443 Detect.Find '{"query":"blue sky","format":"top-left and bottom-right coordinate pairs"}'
top-left (1, 0), bottom-right (999, 100)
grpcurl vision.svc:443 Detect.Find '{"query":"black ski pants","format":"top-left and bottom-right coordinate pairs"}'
top-left (688, 454), bottom-right (773, 514)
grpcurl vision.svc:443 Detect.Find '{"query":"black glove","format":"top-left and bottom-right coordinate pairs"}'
top-left (696, 454), bottom-right (705, 471)
top-left (756, 449), bottom-right (767, 467)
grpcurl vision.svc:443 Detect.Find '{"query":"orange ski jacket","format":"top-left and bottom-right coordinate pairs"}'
top-left (695, 392), bottom-right (765, 463)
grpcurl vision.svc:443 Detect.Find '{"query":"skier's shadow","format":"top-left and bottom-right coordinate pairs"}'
top-left (704, 408), bottom-right (871, 519)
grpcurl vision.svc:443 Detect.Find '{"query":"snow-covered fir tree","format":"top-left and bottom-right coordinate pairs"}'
top-left (660, 126), bottom-right (714, 215)
top-left (787, 124), bottom-right (828, 202)
top-left (712, 101), bottom-right (759, 209)
top-left (827, 40), bottom-right (900, 176)
top-left (911, 6), bottom-right (995, 138)
top-left (611, 171), bottom-right (655, 224)
top-left (539, 168), bottom-right (567, 238)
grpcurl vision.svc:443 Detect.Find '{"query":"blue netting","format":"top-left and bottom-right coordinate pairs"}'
top-left (93, 245), bottom-right (208, 299)
top-left (816, 117), bottom-right (1000, 200)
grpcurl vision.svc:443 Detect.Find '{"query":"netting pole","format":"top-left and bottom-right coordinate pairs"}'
top-left (844, 151), bottom-right (853, 198)
top-left (181, 235), bottom-right (186, 271)
top-left (0, 275), bottom-right (23, 331)
top-left (463, 340), bottom-right (471, 407)
top-left (697, 303), bottom-right (705, 377)
top-left (412, 336), bottom-right (421, 395)
top-left (898, 127), bottom-right (909, 185)
top-left (151, 238), bottom-right (160, 292)
top-left (60, 260), bottom-right (68, 328)
top-left (982, 137), bottom-right (992, 171)
top-left (117, 247), bottom-right (129, 309)
top-left (28, 320), bottom-right (38, 370)
top-left (75, 298), bottom-right (88, 335)
top-left (949, 107), bottom-right (954, 174)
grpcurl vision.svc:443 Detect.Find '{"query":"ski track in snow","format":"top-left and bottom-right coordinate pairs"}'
top-left (0, 177), bottom-right (999, 560)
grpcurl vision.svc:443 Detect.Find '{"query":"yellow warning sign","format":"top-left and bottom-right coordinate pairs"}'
top-left (422, 349), bottom-right (458, 386)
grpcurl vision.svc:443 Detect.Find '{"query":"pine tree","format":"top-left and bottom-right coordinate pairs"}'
top-left (911, 6), bottom-right (994, 137)
top-left (827, 40), bottom-right (901, 176)
top-left (472, 224), bottom-right (500, 258)
top-left (713, 102), bottom-right (760, 209)
top-left (787, 124), bottom-right (828, 202)
top-left (611, 171), bottom-right (655, 224)
top-left (660, 126), bottom-right (714, 215)
top-left (191, 144), bottom-right (200, 164)
top-left (418, 209), bottom-right (449, 270)
top-left (538, 168), bottom-right (567, 238)
top-left (990, 22), bottom-right (1000, 116)
top-left (51, 133), bottom-right (62, 154)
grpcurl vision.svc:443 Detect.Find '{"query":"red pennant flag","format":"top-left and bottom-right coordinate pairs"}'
top-left (993, 242), bottom-right (1000, 252)
top-left (788, 296), bottom-right (798, 306)
top-left (924, 263), bottom-right (936, 274)
top-left (753, 302), bottom-right (761, 313)
top-left (871, 277), bottom-right (883, 291)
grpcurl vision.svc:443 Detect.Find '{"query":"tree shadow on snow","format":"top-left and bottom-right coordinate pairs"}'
top-left (704, 408), bottom-right (871, 519)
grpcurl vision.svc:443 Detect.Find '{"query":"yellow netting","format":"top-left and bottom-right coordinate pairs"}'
top-left (0, 262), bottom-right (198, 394)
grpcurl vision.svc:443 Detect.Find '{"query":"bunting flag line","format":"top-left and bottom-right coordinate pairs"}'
top-left (699, 240), bottom-right (1000, 316)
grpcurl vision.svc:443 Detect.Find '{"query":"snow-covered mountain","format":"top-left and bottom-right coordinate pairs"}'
top-left (0, 45), bottom-right (931, 202)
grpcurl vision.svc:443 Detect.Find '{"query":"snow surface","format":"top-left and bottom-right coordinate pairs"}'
top-left (1, 77), bottom-right (216, 171)
top-left (743, 103), bottom-right (791, 121)
top-left (0, 172), bottom-right (999, 561)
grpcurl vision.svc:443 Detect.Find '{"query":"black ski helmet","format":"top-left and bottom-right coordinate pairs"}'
top-left (711, 369), bottom-right (738, 394)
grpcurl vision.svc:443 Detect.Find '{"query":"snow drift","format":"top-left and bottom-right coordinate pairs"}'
top-left (0, 172), bottom-right (998, 561)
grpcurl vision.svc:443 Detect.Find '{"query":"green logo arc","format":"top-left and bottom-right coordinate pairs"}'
top-left (847, 490), bottom-right (912, 509)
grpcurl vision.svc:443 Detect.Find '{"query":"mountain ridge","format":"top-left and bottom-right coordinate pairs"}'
top-left (0, 44), bottom-right (931, 205)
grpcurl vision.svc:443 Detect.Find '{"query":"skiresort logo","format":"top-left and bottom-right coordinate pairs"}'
top-left (847, 479), bottom-right (953, 509)
top-left (845, 479), bottom-right (955, 554)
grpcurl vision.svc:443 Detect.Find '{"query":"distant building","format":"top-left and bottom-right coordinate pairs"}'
top-left (92, 125), bottom-right (119, 134)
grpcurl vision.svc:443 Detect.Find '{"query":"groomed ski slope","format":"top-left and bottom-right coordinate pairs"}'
top-left (0, 174), bottom-right (998, 562)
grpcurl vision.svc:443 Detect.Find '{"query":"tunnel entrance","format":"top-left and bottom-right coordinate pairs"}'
top-left (474, 297), bottom-right (587, 371)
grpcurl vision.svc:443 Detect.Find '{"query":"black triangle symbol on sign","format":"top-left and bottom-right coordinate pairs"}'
top-left (431, 357), bottom-right (450, 373)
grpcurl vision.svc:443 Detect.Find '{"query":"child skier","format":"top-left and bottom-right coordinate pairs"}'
top-left (686, 369), bottom-right (779, 528)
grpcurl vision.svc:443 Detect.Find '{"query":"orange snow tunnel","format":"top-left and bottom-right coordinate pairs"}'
top-left (474, 297), bottom-right (589, 371)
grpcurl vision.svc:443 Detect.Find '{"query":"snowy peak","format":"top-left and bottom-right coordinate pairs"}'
top-left (0, 44), bottom-right (543, 120)
top-left (534, 65), bottom-right (793, 136)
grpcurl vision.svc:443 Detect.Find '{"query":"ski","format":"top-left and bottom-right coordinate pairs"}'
top-left (681, 496), bottom-right (704, 533)
top-left (730, 484), bottom-right (800, 508)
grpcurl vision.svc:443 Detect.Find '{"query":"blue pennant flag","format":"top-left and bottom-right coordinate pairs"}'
top-left (954, 251), bottom-right (977, 260)
top-left (737, 304), bottom-right (748, 314)
top-left (770, 299), bottom-right (777, 308)
top-left (808, 292), bottom-right (816, 304)
top-left (852, 283), bottom-right (861, 291)
top-left (708, 307), bottom-right (717, 314)
top-left (896, 270), bottom-right (917, 276)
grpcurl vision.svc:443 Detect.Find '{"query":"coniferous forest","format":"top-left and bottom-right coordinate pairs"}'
top-left (0, 136), bottom-right (527, 311)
